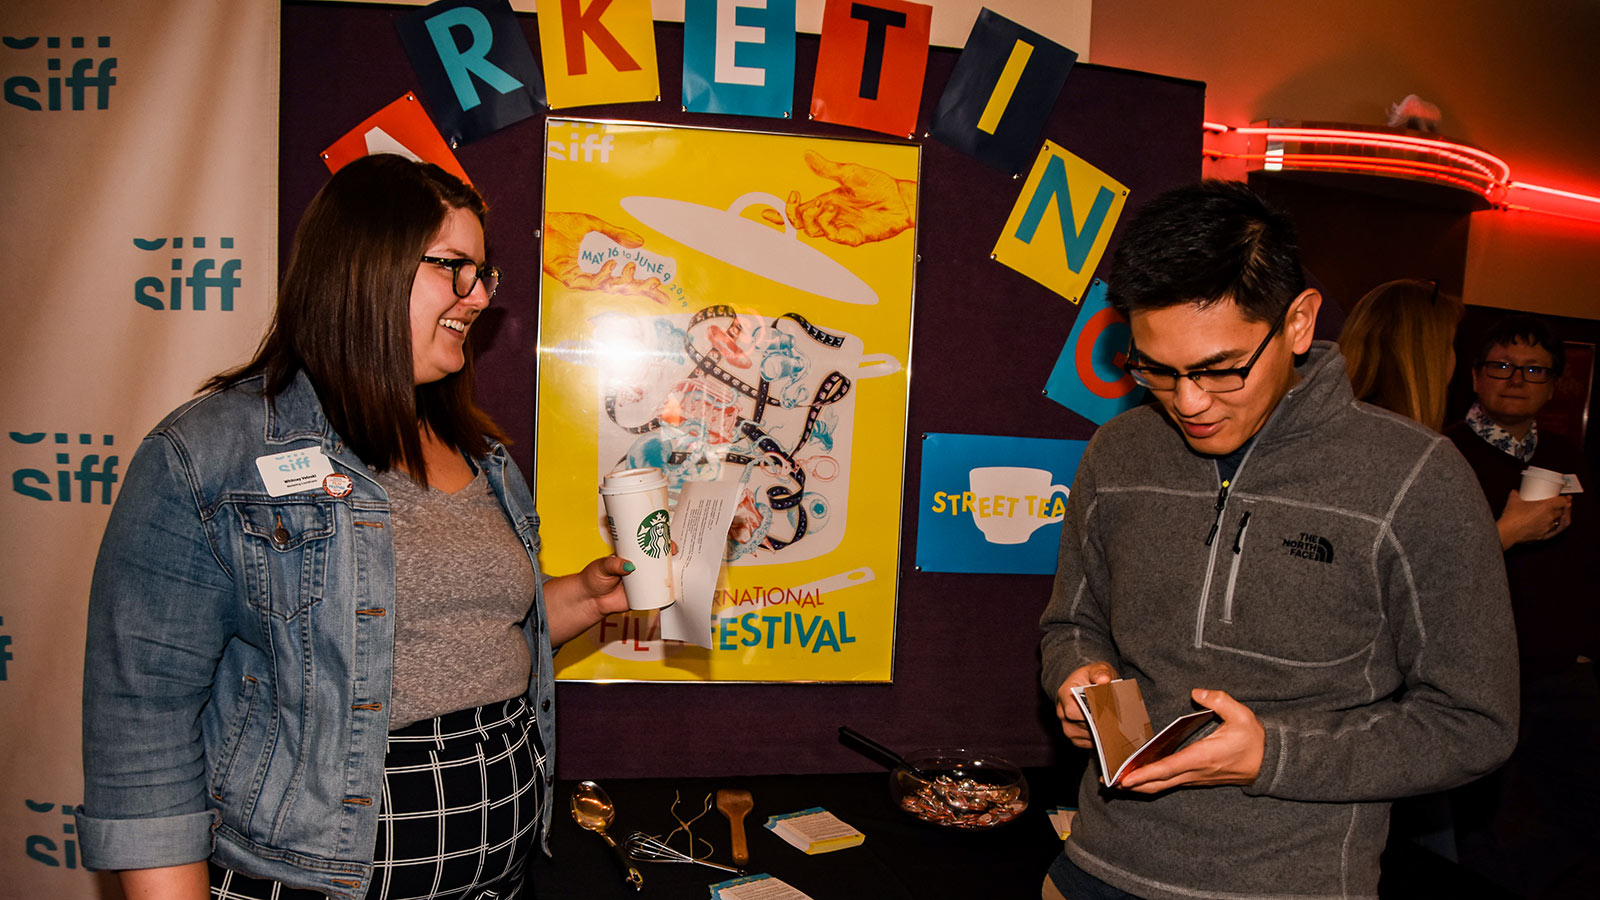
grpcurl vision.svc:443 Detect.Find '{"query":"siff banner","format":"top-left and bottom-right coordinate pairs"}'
top-left (0, 0), bottom-right (279, 897)
top-left (536, 118), bottom-right (918, 682)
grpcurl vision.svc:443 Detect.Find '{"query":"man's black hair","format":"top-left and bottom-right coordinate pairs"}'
top-left (1107, 180), bottom-right (1305, 323)
top-left (1475, 314), bottom-right (1566, 375)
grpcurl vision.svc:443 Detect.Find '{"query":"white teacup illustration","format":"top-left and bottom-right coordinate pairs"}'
top-left (967, 466), bottom-right (1071, 545)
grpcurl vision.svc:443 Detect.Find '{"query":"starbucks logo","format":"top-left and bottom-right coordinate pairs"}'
top-left (637, 509), bottom-right (670, 558)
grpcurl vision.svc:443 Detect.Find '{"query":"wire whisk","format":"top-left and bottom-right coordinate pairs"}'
top-left (625, 831), bottom-right (745, 875)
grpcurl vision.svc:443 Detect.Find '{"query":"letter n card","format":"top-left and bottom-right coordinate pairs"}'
top-left (992, 141), bottom-right (1126, 304)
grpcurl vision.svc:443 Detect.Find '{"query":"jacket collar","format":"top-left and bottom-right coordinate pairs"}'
top-left (1251, 340), bottom-right (1355, 450)
top-left (263, 369), bottom-right (337, 449)
top-left (260, 369), bottom-right (507, 470)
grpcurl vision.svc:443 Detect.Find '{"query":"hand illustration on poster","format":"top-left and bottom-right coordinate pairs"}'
top-left (543, 211), bottom-right (672, 304)
top-left (537, 119), bottom-right (918, 682)
top-left (760, 151), bottom-right (918, 247)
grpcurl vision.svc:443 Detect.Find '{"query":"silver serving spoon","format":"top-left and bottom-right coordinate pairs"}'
top-left (571, 781), bottom-right (643, 890)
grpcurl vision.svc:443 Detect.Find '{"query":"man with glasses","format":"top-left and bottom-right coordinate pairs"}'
top-left (1039, 181), bottom-right (1517, 900)
top-left (1446, 316), bottom-right (1598, 898)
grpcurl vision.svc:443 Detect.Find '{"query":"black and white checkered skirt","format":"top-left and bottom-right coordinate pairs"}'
top-left (210, 696), bottom-right (547, 900)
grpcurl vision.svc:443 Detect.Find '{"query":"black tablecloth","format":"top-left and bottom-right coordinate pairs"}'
top-left (529, 767), bottom-right (1079, 899)
top-left (528, 766), bottom-right (1511, 899)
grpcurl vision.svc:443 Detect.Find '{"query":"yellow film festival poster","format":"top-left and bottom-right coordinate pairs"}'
top-left (992, 140), bottom-right (1127, 304)
top-left (537, 119), bottom-right (919, 682)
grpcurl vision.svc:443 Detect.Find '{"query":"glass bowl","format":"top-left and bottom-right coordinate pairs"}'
top-left (889, 749), bottom-right (1029, 829)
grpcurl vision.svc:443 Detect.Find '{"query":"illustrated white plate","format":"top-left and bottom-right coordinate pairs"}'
top-left (621, 192), bottom-right (879, 304)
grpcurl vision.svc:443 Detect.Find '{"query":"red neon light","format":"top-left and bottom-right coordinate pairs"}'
top-left (1499, 203), bottom-right (1600, 226)
top-left (1252, 133), bottom-right (1501, 182)
top-left (1210, 148), bottom-right (1498, 192)
top-left (1231, 125), bottom-right (1511, 182)
top-left (1506, 181), bottom-right (1600, 207)
top-left (1272, 153), bottom-right (1497, 187)
top-left (1226, 154), bottom-right (1491, 194)
top-left (1202, 121), bottom-right (1600, 223)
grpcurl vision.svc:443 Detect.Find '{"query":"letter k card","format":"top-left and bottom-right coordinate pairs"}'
top-left (538, 0), bottom-right (660, 108)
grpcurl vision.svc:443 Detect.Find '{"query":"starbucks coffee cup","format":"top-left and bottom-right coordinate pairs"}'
top-left (1520, 466), bottom-right (1565, 502)
top-left (600, 467), bottom-right (675, 609)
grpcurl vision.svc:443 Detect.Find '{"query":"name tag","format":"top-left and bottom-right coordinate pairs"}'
top-left (255, 448), bottom-right (336, 497)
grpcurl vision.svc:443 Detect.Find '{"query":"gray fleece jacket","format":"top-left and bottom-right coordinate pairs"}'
top-left (1040, 341), bottom-right (1518, 900)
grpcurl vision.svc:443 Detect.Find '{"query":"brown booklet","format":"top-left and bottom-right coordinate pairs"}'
top-left (1070, 679), bottom-right (1215, 788)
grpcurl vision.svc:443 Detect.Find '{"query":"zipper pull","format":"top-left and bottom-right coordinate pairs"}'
top-left (1204, 480), bottom-right (1231, 546)
top-left (1232, 510), bottom-right (1253, 553)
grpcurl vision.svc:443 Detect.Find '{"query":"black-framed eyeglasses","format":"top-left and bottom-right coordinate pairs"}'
top-left (1123, 304), bottom-right (1288, 394)
top-left (1477, 360), bottom-right (1554, 384)
top-left (420, 255), bottom-right (500, 299)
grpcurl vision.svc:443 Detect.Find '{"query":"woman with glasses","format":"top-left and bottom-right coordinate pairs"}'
top-left (1338, 278), bottom-right (1464, 431)
top-left (1446, 317), bottom-right (1599, 897)
top-left (77, 154), bottom-right (631, 899)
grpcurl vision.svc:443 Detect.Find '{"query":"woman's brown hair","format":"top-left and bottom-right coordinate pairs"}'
top-left (205, 154), bottom-right (504, 479)
top-left (1340, 279), bottom-right (1464, 431)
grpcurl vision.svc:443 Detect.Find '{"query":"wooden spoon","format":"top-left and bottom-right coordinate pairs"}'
top-left (716, 788), bottom-right (753, 864)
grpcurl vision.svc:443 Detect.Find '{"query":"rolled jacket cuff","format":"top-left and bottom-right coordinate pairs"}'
top-left (75, 806), bottom-right (216, 871)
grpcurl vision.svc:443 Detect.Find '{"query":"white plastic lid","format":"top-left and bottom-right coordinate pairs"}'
top-left (600, 466), bottom-right (668, 495)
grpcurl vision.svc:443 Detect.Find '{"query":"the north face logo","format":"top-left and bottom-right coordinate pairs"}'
top-left (1283, 532), bottom-right (1334, 563)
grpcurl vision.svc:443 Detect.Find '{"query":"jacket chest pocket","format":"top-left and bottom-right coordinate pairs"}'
top-left (1206, 515), bottom-right (1379, 665)
top-left (235, 501), bottom-right (335, 619)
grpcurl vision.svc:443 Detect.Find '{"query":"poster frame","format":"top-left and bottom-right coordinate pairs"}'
top-left (534, 116), bottom-right (921, 684)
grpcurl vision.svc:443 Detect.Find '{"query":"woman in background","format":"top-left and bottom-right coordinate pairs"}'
top-left (78, 154), bottom-right (628, 899)
top-left (1339, 278), bottom-right (1463, 430)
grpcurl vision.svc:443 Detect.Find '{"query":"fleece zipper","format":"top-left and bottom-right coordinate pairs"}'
top-left (1193, 441), bottom-right (1260, 648)
top-left (1222, 511), bottom-right (1253, 622)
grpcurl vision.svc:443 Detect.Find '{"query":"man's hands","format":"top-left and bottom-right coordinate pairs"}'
top-left (1056, 669), bottom-right (1266, 794)
top-left (1054, 661), bottom-right (1118, 749)
top-left (1498, 489), bottom-right (1573, 548)
top-left (1117, 689), bottom-right (1265, 794)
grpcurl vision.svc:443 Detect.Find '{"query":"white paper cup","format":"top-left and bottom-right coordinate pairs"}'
top-left (600, 468), bottom-right (675, 609)
top-left (1520, 466), bottom-right (1565, 501)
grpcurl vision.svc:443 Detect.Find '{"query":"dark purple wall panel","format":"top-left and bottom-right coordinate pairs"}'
top-left (281, 1), bottom-right (1203, 777)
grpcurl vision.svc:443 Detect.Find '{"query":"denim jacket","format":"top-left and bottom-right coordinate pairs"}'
top-left (76, 371), bottom-right (556, 899)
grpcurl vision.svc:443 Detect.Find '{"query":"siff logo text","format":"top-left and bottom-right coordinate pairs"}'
top-left (0, 615), bottom-right (11, 681)
top-left (10, 431), bottom-right (119, 504)
top-left (134, 236), bottom-right (243, 311)
top-left (3, 35), bottom-right (116, 111)
top-left (24, 801), bottom-right (80, 869)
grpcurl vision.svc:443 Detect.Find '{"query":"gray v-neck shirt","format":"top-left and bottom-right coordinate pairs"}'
top-left (377, 467), bottom-right (537, 728)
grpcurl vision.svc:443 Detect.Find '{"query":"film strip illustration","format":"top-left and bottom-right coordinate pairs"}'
top-left (605, 306), bottom-right (851, 554)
